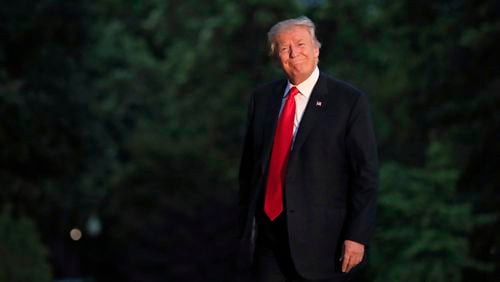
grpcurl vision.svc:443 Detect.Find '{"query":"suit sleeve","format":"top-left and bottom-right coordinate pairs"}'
top-left (238, 92), bottom-right (256, 238)
top-left (344, 93), bottom-right (379, 245)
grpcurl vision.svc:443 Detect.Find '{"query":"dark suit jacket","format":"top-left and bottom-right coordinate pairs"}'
top-left (238, 72), bottom-right (378, 280)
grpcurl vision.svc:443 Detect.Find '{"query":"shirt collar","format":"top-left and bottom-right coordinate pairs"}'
top-left (284, 66), bottom-right (320, 98)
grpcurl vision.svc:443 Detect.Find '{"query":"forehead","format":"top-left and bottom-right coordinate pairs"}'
top-left (275, 26), bottom-right (312, 44)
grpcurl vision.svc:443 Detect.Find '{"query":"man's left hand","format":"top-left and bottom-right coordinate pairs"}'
top-left (341, 240), bottom-right (365, 273)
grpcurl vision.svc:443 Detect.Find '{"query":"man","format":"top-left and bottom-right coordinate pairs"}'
top-left (238, 16), bottom-right (378, 281)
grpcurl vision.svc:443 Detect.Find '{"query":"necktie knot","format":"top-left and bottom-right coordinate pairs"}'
top-left (288, 87), bottom-right (299, 98)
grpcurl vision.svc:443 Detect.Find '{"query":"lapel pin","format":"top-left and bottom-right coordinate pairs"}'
top-left (316, 101), bottom-right (322, 107)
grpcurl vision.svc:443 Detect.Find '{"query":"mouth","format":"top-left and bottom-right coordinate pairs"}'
top-left (290, 61), bottom-right (307, 70)
top-left (289, 60), bottom-right (305, 67)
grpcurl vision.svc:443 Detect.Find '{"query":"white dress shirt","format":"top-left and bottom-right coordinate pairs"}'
top-left (280, 66), bottom-right (320, 142)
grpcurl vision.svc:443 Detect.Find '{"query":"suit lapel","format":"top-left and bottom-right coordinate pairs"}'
top-left (289, 73), bottom-right (328, 161)
top-left (260, 80), bottom-right (287, 171)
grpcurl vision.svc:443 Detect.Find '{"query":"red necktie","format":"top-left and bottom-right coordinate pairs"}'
top-left (264, 86), bottom-right (299, 221)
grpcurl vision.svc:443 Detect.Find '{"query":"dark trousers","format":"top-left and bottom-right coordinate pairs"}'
top-left (250, 213), bottom-right (301, 281)
top-left (249, 213), bottom-right (348, 282)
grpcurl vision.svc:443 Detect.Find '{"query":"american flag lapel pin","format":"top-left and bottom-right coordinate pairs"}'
top-left (316, 101), bottom-right (322, 107)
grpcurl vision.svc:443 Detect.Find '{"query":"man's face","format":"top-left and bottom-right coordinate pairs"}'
top-left (275, 26), bottom-right (320, 85)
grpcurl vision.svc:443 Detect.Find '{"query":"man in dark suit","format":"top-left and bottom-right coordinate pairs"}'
top-left (238, 16), bottom-right (378, 281)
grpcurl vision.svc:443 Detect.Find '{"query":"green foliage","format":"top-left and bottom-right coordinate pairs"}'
top-left (0, 211), bottom-right (52, 282)
top-left (371, 142), bottom-right (492, 282)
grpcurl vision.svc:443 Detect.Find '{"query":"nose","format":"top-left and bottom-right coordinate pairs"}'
top-left (289, 46), bottom-right (298, 58)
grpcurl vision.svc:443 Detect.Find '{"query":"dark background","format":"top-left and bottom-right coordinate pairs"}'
top-left (0, 0), bottom-right (499, 281)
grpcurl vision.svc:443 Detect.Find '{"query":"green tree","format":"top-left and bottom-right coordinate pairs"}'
top-left (0, 211), bottom-right (52, 282)
top-left (370, 142), bottom-right (493, 282)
